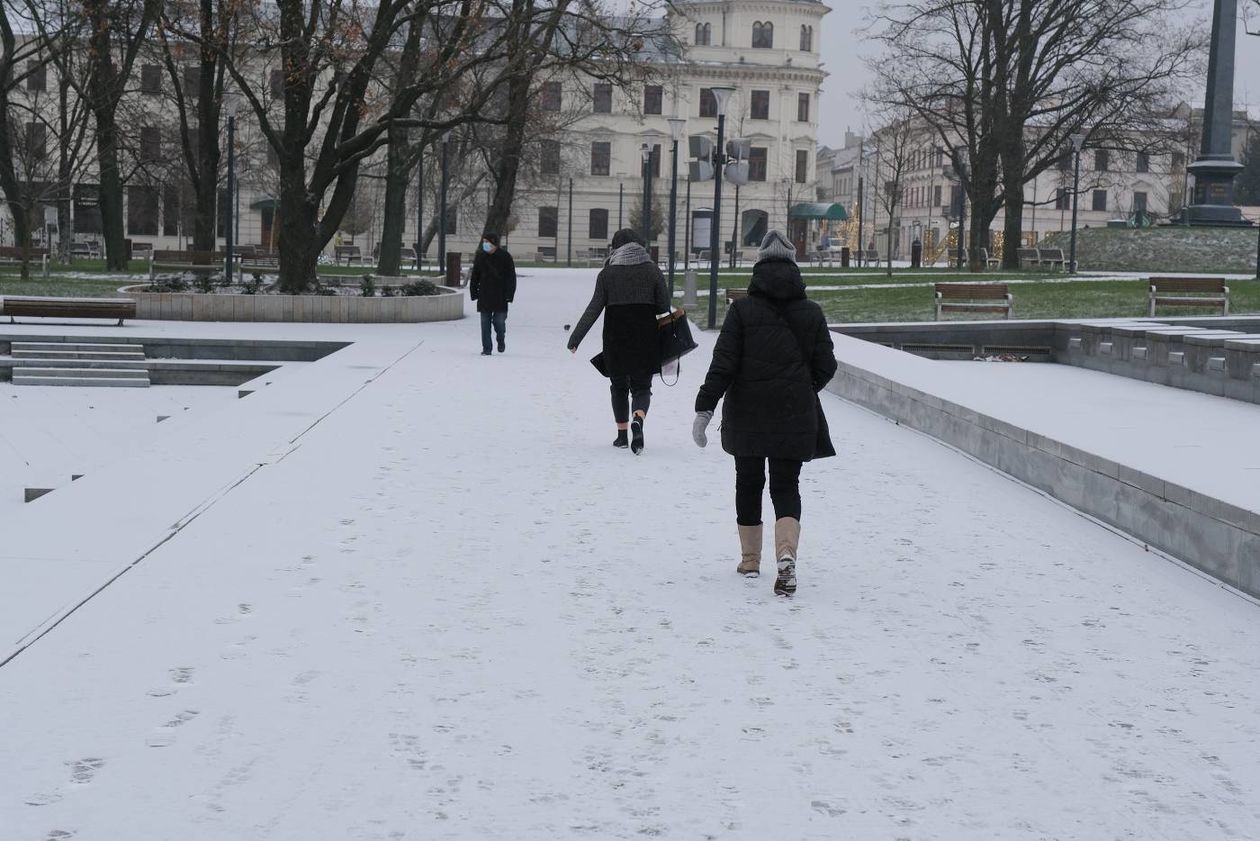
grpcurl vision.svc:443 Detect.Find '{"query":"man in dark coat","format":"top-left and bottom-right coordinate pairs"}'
top-left (692, 229), bottom-right (837, 596)
top-left (469, 231), bottom-right (517, 355)
top-left (567, 228), bottom-right (671, 454)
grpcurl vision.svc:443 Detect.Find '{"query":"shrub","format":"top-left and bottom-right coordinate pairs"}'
top-left (360, 275), bottom-right (376, 297)
top-left (149, 275), bottom-right (189, 292)
top-left (400, 279), bottom-right (441, 296)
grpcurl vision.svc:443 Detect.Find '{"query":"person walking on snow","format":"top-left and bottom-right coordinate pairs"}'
top-left (567, 228), bottom-right (671, 454)
top-left (692, 230), bottom-right (837, 596)
top-left (469, 232), bottom-right (517, 356)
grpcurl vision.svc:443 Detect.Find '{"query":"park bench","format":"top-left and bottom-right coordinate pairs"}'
top-left (934, 282), bottom-right (1013, 320)
top-left (0, 246), bottom-right (50, 278)
top-left (334, 244), bottom-right (364, 265)
top-left (1148, 277), bottom-right (1230, 317)
top-left (535, 246), bottom-right (557, 263)
top-left (130, 242), bottom-right (154, 260)
top-left (150, 249), bottom-right (222, 280)
top-left (2, 295), bottom-right (136, 325)
top-left (725, 287), bottom-right (748, 305)
top-left (860, 248), bottom-right (879, 265)
top-left (238, 254), bottom-right (280, 280)
top-left (70, 240), bottom-right (101, 259)
top-left (1015, 247), bottom-right (1042, 269)
top-left (585, 246), bottom-right (609, 266)
top-left (977, 247), bottom-right (1002, 270)
top-left (1037, 247), bottom-right (1066, 270)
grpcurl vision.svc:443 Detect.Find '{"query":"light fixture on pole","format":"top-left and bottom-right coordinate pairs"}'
top-left (224, 94), bottom-right (239, 285)
top-left (438, 130), bottom-right (451, 275)
top-left (707, 85), bottom-right (736, 330)
top-left (666, 117), bottom-right (686, 298)
top-left (1069, 133), bottom-right (1086, 274)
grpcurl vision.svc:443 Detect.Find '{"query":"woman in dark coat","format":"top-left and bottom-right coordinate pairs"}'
top-left (469, 231), bottom-right (517, 355)
top-left (567, 229), bottom-right (671, 454)
top-left (692, 230), bottom-right (837, 596)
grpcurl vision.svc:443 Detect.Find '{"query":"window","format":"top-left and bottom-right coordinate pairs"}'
top-left (797, 92), bottom-right (810, 122)
top-left (540, 81), bottom-right (561, 112)
top-left (750, 90), bottom-right (769, 120)
top-left (1055, 188), bottom-right (1071, 211)
top-left (1136, 152), bottom-right (1150, 173)
top-left (752, 21), bottom-right (774, 49)
top-left (589, 208), bottom-right (608, 241)
top-left (541, 140), bottom-right (560, 175)
top-left (183, 65), bottom-right (200, 98)
top-left (538, 206), bottom-right (558, 238)
top-left (1094, 149), bottom-right (1109, 172)
top-left (162, 184), bottom-right (182, 237)
top-left (27, 61), bottom-right (46, 93)
top-left (695, 22), bottom-right (711, 46)
top-left (800, 25), bottom-right (812, 52)
top-left (699, 88), bottom-right (716, 118)
top-left (270, 68), bottom-right (285, 98)
top-left (933, 185), bottom-right (942, 206)
top-left (1092, 189), bottom-right (1108, 212)
top-left (590, 141), bottom-right (611, 176)
top-left (592, 82), bottom-right (612, 113)
top-left (795, 150), bottom-right (808, 184)
top-left (644, 85), bottom-right (663, 115)
top-left (1171, 151), bottom-right (1185, 169)
top-left (140, 126), bottom-right (161, 162)
top-left (25, 122), bottom-right (46, 160)
top-left (1058, 152), bottom-right (1073, 172)
top-left (75, 184), bottom-right (102, 234)
top-left (443, 205), bottom-right (457, 235)
top-left (1133, 191), bottom-right (1148, 212)
top-left (141, 64), bottom-right (162, 95)
top-left (748, 147), bottom-right (767, 181)
top-left (127, 186), bottom-right (159, 236)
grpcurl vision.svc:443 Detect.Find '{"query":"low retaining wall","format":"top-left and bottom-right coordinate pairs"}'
top-left (119, 285), bottom-right (463, 323)
top-left (826, 340), bottom-right (1260, 599)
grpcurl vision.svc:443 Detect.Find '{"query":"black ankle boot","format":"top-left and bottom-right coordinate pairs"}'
top-left (613, 430), bottom-right (629, 448)
top-left (630, 416), bottom-right (644, 454)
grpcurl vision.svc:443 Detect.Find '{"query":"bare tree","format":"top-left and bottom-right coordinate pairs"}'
top-left (868, 108), bottom-right (916, 276)
top-left (0, 2), bottom-right (47, 271)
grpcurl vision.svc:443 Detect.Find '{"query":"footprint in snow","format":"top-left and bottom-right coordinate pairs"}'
top-left (67, 757), bottom-right (105, 784)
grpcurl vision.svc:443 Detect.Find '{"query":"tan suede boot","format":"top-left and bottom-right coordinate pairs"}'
top-left (773, 518), bottom-right (800, 596)
top-left (737, 524), bottom-right (763, 577)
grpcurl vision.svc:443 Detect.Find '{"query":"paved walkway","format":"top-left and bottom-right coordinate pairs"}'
top-left (1, 269), bottom-right (1258, 839)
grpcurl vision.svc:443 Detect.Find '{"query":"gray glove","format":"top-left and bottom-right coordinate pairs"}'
top-left (692, 411), bottom-right (714, 448)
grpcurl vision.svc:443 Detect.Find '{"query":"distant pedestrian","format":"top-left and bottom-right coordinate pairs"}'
top-left (469, 232), bottom-right (517, 356)
top-left (567, 228), bottom-right (671, 454)
top-left (692, 230), bottom-right (837, 596)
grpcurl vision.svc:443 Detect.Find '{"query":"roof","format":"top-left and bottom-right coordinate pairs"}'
top-left (790, 201), bottom-right (848, 221)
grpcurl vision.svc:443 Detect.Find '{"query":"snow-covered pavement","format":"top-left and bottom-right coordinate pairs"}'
top-left (2, 269), bottom-right (1258, 840)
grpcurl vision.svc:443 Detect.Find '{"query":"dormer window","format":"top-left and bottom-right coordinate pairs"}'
top-left (800, 25), bottom-right (813, 52)
top-left (695, 22), bottom-right (711, 46)
top-left (752, 21), bottom-right (774, 49)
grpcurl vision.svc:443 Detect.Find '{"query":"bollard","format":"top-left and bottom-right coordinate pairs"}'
top-left (683, 269), bottom-right (698, 309)
top-left (840, 246), bottom-right (850, 268)
top-left (910, 239), bottom-right (922, 269)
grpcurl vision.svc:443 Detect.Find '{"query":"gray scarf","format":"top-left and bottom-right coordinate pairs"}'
top-left (606, 242), bottom-right (652, 267)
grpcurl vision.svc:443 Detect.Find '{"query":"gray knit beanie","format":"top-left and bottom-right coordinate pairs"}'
top-left (758, 229), bottom-right (797, 263)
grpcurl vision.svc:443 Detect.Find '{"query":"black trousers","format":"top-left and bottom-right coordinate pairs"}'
top-left (734, 457), bottom-right (803, 526)
top-left (610, 375), bottom-right (653, 424)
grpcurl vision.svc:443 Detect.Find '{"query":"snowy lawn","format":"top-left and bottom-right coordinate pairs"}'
top-left (1, 268), bottom-right (1257, 840)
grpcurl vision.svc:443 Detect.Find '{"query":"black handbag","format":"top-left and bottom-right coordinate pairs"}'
top-left (658, 308), bottom-right (698, 365)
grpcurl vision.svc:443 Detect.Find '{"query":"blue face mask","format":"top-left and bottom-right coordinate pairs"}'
top-left (482, 242), bottom-right (493, 253)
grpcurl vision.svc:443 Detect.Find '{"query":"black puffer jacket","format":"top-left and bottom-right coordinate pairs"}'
top-left (567, 244), bottom-right (671, 377)
top-left (695, 258), bottom-right (837, 461)
top-left (469, 247), bottom-right (517, 313)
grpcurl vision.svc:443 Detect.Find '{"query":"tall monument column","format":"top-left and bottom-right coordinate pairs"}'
top-left (1185, 0), bottom-right (1249, 225)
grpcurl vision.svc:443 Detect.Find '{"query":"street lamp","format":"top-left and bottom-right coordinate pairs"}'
top-left (415, 138), bottom-right (424, 271)
top-left (224, 94), bottom-right (239, 285)
top-left (640, 142), bottom-right (654, 245)
top-left (666, 117), bottom-right (686, 298)
top-left (1068, 132), bottom-right (1086, 274)
top-left (707, 85), bottom-right (736, 330)
top-left (438, 130), bottom-right (451, 274)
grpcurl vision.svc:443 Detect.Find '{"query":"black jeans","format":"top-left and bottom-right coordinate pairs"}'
top-left (610, 375), bottom-right (653, 424)
top-left (734, 457), bottom-right (803, 526)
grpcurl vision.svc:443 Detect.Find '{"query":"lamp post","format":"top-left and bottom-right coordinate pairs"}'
top-left (415, 141), bottom-right (424, 271)
top-left (707, 85), bottom-right (736, 330)
top-left (667, 117), bottom-right (685, 299)
top-left (224, 95), bottom-right (238, 285)
top-left (640, 142), bottom-right (654, 244)
top-left (1068, 133), bottom-right (1086, 274)
top-left (438, 130), bottom-right (450, 274)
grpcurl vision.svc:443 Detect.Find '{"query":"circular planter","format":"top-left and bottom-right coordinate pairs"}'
top-left (118, 283), bottom-right (464, 323)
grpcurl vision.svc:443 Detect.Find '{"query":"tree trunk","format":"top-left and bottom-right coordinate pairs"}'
top-left (95, 109), bottom-right (128, 270)
top-left (483, 65), bottom-right (532, 236)
top-left (276, 162), bottom-right (318, 293)
top-left (193, 8), bottom-right (220, 253)
top-left (376, 124), bottom-right (411, 276)
top-left (0, 92), bottom-right (32, 279)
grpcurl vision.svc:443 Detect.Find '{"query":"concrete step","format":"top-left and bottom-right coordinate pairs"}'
top-left (11, 349), bottom-right (146, 361)
top-left (13, 367), bottom-right (151, 388)
top-left (9, 357), bottom-right (149, 370)
top-left (11, 342), bottom-right (145, 354)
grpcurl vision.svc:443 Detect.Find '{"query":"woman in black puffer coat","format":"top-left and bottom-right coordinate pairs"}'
top-left (567, 229), bottom-right (671, 455)
top-left (692, 230), bottom-right (837, 596)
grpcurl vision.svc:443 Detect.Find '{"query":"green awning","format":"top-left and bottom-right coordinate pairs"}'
top-left (789, 202), bottom-right (848, 221)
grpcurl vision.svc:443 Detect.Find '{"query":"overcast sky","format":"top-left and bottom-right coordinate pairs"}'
top-left (816, 0), bottom-right (1260, 148)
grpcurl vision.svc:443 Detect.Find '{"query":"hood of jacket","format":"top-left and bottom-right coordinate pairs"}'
top-left (607, 242), bottom-right (652, 267)
top-left (749, 258), bottom-right (806, 301)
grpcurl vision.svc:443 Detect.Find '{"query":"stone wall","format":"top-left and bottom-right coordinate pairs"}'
top-left (119, 286), bottom-right (464, 323)
top-left (1040, 225), bottom-right (1258, 273)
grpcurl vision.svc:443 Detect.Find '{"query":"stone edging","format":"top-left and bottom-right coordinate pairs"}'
top-left (827, 357), bottom-right (1260, 599)
top-left (117, 284), bottom-right (464, 323)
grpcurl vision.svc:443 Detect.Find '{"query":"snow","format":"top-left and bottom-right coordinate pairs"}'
top-left (1, 268), bottom-right (1258, 840)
